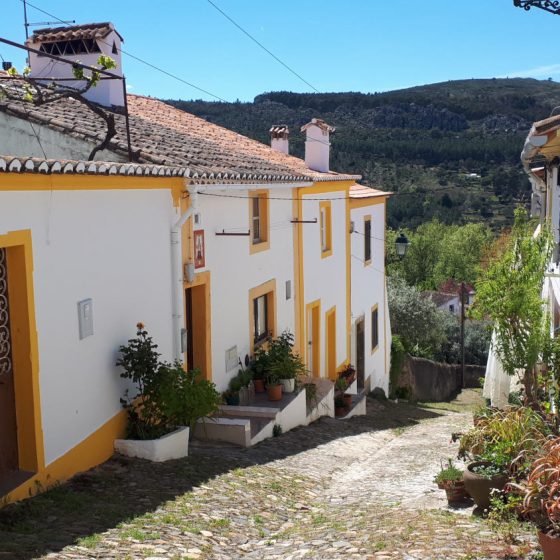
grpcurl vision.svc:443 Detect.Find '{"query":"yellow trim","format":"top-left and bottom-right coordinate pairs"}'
top-left (349, 196), bottom-right (389, 209)
top-left (305, 299), bottom-right (321, 377)
top-left (249, 190), bottom-right (270, 254)
top-left (319, 201), bottom-right (332, 258)
top-left (249, 279), bottom-right (277, 355)
top-left (371, 304), bottom-right (379, 354)
top-left (364, 215), bottom-right (372, 267)
top-left (325, 306), bottom-right (337, 380)
top-left (0, 229), bottom-right (44, 475)
top-left (3, 408), bottom-right (127, 506)
top-left (184, 271), bottom-right (212, 381)
top-left (300, 180), bottom-right (355, 195)
top-left (0, 174), bottom-right (183, 207)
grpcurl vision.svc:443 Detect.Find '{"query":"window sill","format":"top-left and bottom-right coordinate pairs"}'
top-left (364, 259), bottom-right (372, 267)
top-left (371, 344), bottom-right (379, 355)
top-left (321, 249), bottom-right (333, 259)
top-left (250, 240), bottom-right (270, 254)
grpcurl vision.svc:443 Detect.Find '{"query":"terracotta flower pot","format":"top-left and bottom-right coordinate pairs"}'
top-left (267, 383), bottom-right (282, 401)
top-left (335, 405), bottom-right (348, 417)
top-left (463, 461), bottom-right (507, 511)
top-left (343, 394), bottom-right (353, 408)
top-left (539, 531), bottom-right (560, 560)
top-left (438, 480), bottom-right (469, 504)
top-left (254, 379), bottom-right (265, 393)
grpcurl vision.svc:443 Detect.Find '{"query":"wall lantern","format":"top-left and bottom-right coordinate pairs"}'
top-left (395, 232), bottom-right (410, 258)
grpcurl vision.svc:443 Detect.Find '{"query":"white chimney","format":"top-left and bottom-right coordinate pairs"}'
top-left (26, 22), bottom-right (125, 108)
top-left (270, 125), bottom-right (289, 154)
top-left (301, 118), bottom-right (335, 173)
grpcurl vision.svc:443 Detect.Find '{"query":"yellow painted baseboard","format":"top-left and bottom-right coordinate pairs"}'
top-left (2, 409), bottom-right (127, 506)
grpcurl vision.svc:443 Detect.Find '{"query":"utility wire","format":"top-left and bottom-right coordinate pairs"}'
top-left (205, 0), bottom-right (320, 93)
top-left (15, 0), bottom-right (228, 102)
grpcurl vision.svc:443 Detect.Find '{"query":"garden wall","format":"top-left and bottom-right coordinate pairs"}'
top-left (395, 356), bottom-right (485, 402)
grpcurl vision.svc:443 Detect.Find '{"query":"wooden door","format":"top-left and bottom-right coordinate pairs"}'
top-left (307, 304), bottom-right (320, 377)
top-left (0, 248), bottom-right (19, 480)
top-left (356, 317), bottom-right (365, 390)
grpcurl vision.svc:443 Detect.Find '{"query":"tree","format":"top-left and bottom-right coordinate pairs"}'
top-left (0, 55), bottom-right (117, 160)
top-left (387, 276), bottom-right (446, 357)
top-left (472, 209), bottom-right (553, 407)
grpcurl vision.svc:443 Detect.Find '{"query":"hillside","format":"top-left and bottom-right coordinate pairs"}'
top-left (166, 78), bottom-right (560, 230)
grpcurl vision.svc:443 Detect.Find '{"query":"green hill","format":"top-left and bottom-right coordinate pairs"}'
top-left (166, 78), bottom-right (560, 230)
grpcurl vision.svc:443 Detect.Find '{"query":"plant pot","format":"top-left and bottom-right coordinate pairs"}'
top-left (438, 480), bottom-right (469, 504)
top-left (114, 426), bottom-right (189, 462)
top-left (281, 378), bottom-right (295, 393)
top-left (267, 383), bottom-right (282, 401)
top-left (335, 405), bottom-right (348, 417)
top-left (224, 393), bottom-right (240, 406)
top-left (538, 531), bottom-right (560, 560)
top-left (463, 461), bottom-right (507, 511)
top-left (254, 379), bottom-right (265, 393)
top-left (343, 393), bottom-right (353, 408)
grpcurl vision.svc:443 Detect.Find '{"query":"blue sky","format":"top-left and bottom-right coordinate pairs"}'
top-left (1, 0), bottom-right (560, 102)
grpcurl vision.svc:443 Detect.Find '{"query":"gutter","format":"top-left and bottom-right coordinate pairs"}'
top-left (171, 182), bottom-right (197, 363)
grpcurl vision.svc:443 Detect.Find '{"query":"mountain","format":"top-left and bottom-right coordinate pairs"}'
top-left (165, 78), bottom-right (560, 230)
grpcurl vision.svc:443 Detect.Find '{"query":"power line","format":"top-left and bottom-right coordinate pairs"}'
top-left (205, 0), bottom-right (320, 94)
top-left (15, 0), bottom-right (229, 102)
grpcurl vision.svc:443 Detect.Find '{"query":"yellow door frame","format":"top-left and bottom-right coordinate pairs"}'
top-left (0, 229), bottom-right (44, 474)
top-left (305, 299), bottom-right (321, 377)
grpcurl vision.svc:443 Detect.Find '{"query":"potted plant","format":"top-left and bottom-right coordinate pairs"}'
top-left (114, 323), bottom-right (220, 461)
top-left (514, 437), bottom-right (560, 559)
top-left (334, 394), bottom-right (347, 417)
top-left (266, 369), bottom-right (283, 401)
top-left (433, 459), bottom-right (469, 505)
top-left (463, 461), bottom-right (507, 510)
top-left (335, 376), bottom-right (352, 408)
top-left (269, 352), bottom-right (306, 394)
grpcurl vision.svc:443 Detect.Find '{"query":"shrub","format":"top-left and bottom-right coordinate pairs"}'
top-left (389, 334), bottom-right (406, 398)
top-left (117, 324), bottom-right (220, 439)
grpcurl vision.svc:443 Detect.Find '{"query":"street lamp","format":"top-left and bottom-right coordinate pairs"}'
top-left (513, 0), bottom-right (560, 15)
top-left (395, 232), bottom-right (410, 258)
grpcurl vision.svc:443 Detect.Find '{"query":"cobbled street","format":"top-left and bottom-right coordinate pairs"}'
top-left (0, 391), bottom-right (537, 560)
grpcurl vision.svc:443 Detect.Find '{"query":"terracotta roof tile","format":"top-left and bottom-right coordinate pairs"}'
top-left (349, 184), bottom-right (391, 198)
top-left (29, 22), bottom-right (122, 43)
top-left (0, 84), bottom-right (361, 184)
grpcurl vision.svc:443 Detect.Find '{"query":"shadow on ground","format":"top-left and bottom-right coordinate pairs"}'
top-left (0, 397), bottom-right (443, 559)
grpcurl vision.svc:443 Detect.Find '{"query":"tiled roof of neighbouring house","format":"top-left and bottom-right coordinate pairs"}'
top-left (0, 84), bottom-right (362, 184)
top-left (29, 22), bottom-right (122, 43)
top-left (349, 184), bottom-right (391, 198)
top-left (421, 291), bottom-right (458, 308)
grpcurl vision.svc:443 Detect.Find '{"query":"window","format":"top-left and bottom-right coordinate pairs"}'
top-left (319, 201), bottom-right (332, 257)
top-left (249, 191), bottom-right (269, 253)
top-left (449, 304), bottom-right (455, 314)
top-left (364, 216), bottom-right (372, 264)
top-left (371, 305), bottom-right (379, 352)
top-left (249, 279), bottom-right (276, 351)
top-left (253, 294), bottom-right (269, 344)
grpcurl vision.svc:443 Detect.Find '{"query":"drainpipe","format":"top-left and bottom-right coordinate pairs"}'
top-left (171, 182), bottom-right (198, 363)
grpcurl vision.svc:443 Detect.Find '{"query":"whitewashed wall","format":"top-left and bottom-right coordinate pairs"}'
top-left (0, 186), bottom-right (175, 465)
top-left (301, 190), bottom-right (348, 376)
top-left (195, 187), bottom-right (296, 392)
top-left (350, 201), bottom-right (389, 393)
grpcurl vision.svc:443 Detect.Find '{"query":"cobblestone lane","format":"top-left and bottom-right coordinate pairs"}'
top-left (0, 391), bottom-right (538, 560)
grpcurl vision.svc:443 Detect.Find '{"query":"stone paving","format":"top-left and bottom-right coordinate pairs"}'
top-left (0, 391), bottom-right (538, 559)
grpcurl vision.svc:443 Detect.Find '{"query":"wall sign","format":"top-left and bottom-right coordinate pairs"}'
top-left (194, 230), bottom-right (205, 269)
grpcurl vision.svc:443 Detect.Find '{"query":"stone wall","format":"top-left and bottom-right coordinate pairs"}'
top-left (395, 356), bottom-right (485, 402)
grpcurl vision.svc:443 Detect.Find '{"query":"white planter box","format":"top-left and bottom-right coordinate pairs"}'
top-left (114, 426), bottom-right (189, 462)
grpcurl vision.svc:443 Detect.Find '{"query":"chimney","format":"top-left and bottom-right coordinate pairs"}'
top-left (270, 125), bottom-right (289, 154)
top-left (26, 22), bottom-right (125, 108)
top-left (301, 118), bottom-right (335, 173)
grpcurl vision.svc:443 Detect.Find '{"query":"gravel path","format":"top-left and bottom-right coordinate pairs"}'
top-left (0, 391), bottom-right (538, 559)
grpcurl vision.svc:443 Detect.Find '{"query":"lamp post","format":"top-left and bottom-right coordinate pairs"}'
top-left (395, 232), bottom-right (410, 259)
top-left (513, 0), bottom-right (560, 15)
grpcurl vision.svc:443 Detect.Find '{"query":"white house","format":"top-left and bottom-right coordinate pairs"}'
top-left (0, 22), bottom-right (392, 504)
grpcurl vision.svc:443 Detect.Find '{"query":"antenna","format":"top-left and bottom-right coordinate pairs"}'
top-left (23, 0), bottom-right (75, 41)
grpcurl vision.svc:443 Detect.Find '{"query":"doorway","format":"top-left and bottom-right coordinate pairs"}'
top-left (356, 317), bottom-right (365, 390)
top-left (306, 301), bottom-right (320, 377)
top-left (0, 248), bottom-right (19, 487)
top-left (184, 274), bottom-right (211, 379)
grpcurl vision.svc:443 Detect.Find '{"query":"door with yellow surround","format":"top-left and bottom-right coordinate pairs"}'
top-left (306, 301), bottom-right (320, 377)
